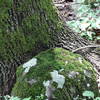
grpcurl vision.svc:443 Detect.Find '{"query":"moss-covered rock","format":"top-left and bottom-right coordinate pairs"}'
top-left (11, 48), bottom-right (99, 100)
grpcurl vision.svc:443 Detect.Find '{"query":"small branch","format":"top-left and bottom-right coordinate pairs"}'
top-left (72, 45), bottom-right (100, 53)
top-left (93, 66), bottom-right (100, 76)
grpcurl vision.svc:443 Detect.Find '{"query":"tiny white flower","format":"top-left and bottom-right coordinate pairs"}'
top-left (87, 83), bottom-right (90, 87)
top-left (65, 61), bottom-right (68, 65)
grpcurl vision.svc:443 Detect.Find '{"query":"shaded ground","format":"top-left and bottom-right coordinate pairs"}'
top-left (53, 0), bottom-right (76, 21)
top-left (53, 0), bottom-right (100, 43)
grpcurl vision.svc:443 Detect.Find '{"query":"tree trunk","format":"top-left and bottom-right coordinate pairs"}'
top-left (0, 0), bottom-right (100, 97)
top-left (0, 0), bottom-right (58, 96)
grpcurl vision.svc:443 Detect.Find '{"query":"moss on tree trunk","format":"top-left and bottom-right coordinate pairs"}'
top-left (0, 0), bottom-right (60, 95)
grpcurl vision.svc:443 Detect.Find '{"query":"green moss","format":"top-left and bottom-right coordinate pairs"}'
top-left (12, 48), bottom-right (99, 100)
top-left (0, 0), bottom-right (60, 61)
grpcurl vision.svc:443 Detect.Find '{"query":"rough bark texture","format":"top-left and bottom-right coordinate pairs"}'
top-left (53, 23), bottom-right (100, 67)
top-left (65, 0), bottom-right (73, 2)
top-left (0, 0), bottom-right (59, 96)
top-left (0, 0), bottom-right (100, 98)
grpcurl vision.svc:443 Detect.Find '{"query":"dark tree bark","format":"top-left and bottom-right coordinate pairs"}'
top-left (0, 0), bottom-right (100, 98)
top-left (0, 0), bottom-right (56, 96)
top-left (65, 0), bottom-right (73, 2)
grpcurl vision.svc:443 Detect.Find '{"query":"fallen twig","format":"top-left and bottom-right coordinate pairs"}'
top-left (72, 45), bottom-right (100, 53)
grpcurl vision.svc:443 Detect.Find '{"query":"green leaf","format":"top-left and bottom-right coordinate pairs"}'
top-left (95, 97), bottom-right (100, 100)
top-left (23, 97), bottom-right (31, 100)
top-left (10, 96), bottom-right (21, 100)
top-left (81, 32), bottom-right (87, 37)
top-left (97, 37), bottom-right (100, 40)
top-left (82, 91), bottom-right (94, 98)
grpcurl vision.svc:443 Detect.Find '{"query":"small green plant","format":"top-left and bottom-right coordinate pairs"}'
top-left (82, 91), bottom-right (100, 100)
top-left (66, 2), bottom-right (100, 41)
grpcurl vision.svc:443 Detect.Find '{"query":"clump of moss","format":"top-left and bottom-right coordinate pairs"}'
top-left (0, 0), bottom-right (60, 61)
top-left (11, 48), bottom-right (99, 100)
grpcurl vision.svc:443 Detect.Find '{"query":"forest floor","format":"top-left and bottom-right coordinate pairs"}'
top-left (53, 0), bottom-right (100, 44)
top-left (52, 1), bottom-right (100, 95)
